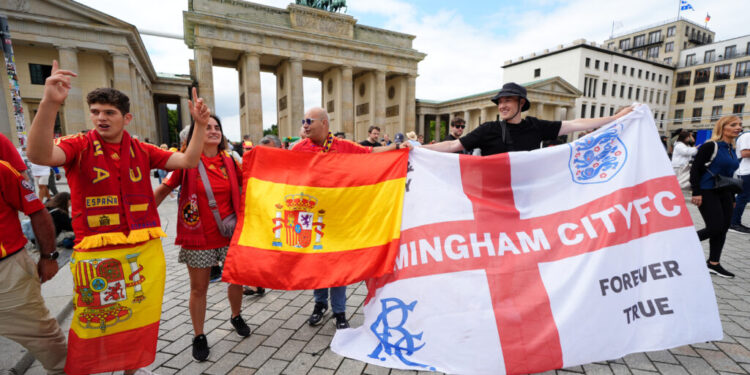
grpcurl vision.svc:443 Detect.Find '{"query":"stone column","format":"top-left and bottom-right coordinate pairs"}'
top-left (536, 103), bottom-right (545, 118)
top-left (129, 65), bottom-right (142, 136)
top-left (240, 52), bottom-right (263, 143)
top-left (111, 54), bottom-right (131, 95)
top-left (418, 114), bottom-right (425, 138)
top-left (480, 107), bottom-right (488, 127)
top-left (565, 106), bottom-right (574, 120)
top-left (434, 114), bottom-right (442, 142)
top-left (404, 74), bottom-right (416, 132)
top-left (194, 46), bottom-right (215, 111)
top-left (374, 70), bottom-right (386, 129)
top-left (463, 110), bottom-right (471, 130)
top-left (180, 96), bottom-right (191, 131)
top-left (290, 58), bottom-right (304, 133)
top-left (448, 112), bottom-right (455, 130)
top-left (341, 65), bottom-right (354, 137)
top-left (57, 46), bottom-right (86, 134)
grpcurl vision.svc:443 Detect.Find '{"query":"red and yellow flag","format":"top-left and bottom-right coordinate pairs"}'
top-left (223, 147), bottom-right (408, 290)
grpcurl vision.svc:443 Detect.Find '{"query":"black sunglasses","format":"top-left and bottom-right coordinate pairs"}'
top-left (453, 124), bottom-right (466, 129)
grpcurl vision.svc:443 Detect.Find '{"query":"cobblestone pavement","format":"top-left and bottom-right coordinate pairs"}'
top-left (9, 186), bottom-right (750, 375)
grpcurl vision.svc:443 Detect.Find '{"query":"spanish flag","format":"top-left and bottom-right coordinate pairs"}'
top-left (222, 147), bottom-right (408, 290)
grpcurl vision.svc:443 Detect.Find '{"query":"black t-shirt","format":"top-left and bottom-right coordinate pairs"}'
top-left (459, 117), bottom-right (562, 156)
top-left (359, 139), bottom-right (382, 147)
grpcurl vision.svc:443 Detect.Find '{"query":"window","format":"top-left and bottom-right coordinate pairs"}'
top-left (711, 106), bottom-right (722, 120)
top-left (583, 77), bottom-right (588, 96)
top-left (649, 90), bottom-right (654, 103)
top-left (636, 88), bottom-right (641, 100)
top-left (663, 92), bottom-right (668, 105)
top-left (656, 91), bottom-right (661, 104)
top-left (659, 74), bottom-right (663, 83)
top-left (631, 67), bottom-right (635, 76)
top-left (604, 62), bottom-right (609, 71)
top-left (647, 46), bottom-right (659, 58)
top-left (648, 31), bottom-right (661, 44)
top-left (714, 64), bottom-right (731, 81)
top-left (685, 27), bottom-right (690, 37)
top-left (28, 64), bottom-right (52, 85)
top-left (612, 83), bottom-right (617, 97)
top-left (622, 65), bottom-right (626, 75)
top-left (664, 57), bottom-right (672, 65)
top-left (737, 82), bottom-right (748, 97)
top-left (714, 85), bottom-right (725, 99)
top-left (676, 90), bottom-right (686, 103)
top-left (674, 109), bottom-right (684, 124)
top-left (676, 71), bottom-right (691, 87)
top-left (620, 85), bottom-right (625, 98)
top-left (665, 76), bottom-right (669, 84)
top-left (610, 107), bottom-right (615, 116)
top-left (634, 34), bottom-right (646, 47)
top-left (694, 68), bottom-right (711, 84)
top-left (736, 61), bottom-right (750, 78)
top-left (608, 42), bottom-right (615, 48)
top-left (685, 54), bottom-right (696, 66)
top-left (646, 71), bottom-right (650, 80)
top-left (704, 50), bottom-right (715, 63)
top-left (600, 106), bottom-right (605, 117)
top-left (695, 88), bottom-right (705, 101)
top-left (628, 86), bottom-right (633, 99)
top-left (581, 104), bottom-right (587, 118)
top-left (635, 50), bottom-right (644, 58)
top-left (734, 103), bottom-right (745, 115)
top-left (595, 60), bottom-right (600, 69)
top-left (667, 26), bottom-right (676, 37)
top-left (692, 108), bottom-right (702, 123)
top-left (590, 105), bottom-right (596, 118)
top-left (620, 39), bottom-right (631, 50)
top-left (585, 58), bottom-right (591, 68)
top-left (534, 68), bottom-right (541, 78)
top-left (725, 45), bottom-right (737, 59)
top-left (602, 82), bottom-right (607, 96)
top-left (614, 64), bottom-right (619, 73)
top-left (665, 42), bottom-right (674, 52)
top-left (747, 42), bottom-right (750, 55)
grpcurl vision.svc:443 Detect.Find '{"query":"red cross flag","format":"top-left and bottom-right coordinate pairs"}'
top-left (331, 106), bottom-right (722, 374)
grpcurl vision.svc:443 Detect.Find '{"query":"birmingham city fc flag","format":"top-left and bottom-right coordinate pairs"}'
top-left (223, 146), bottom-right (409, 290)
top-left (332, 105), bottom-right (722, 374)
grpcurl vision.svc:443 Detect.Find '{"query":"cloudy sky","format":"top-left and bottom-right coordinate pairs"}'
top-left (77, 0), bottom-right (745, 141)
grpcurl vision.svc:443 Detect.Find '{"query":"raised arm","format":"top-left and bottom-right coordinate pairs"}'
top-left (163, 87), bottom-right (209, 170)
top-left (558, 105), bottom-right (635, 136)
top-left (27, 60), bottom-right (76, 166)
top-left (372, 142), bottom-right (415, 153)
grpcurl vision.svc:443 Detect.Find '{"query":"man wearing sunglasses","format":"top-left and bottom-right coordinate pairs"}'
top-left (292, 107), bottom-right (408, 329)
top-left (447, 117), bottom-right (473, 155)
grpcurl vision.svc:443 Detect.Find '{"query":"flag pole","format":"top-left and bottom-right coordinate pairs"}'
top-left (676, 0), bottom-right (681, 19)
top-left (611, 20), bottom-right (614, 39)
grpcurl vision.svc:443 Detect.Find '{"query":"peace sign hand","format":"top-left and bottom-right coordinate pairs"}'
top-left (43, 60), bottom-right (77, 106)
top-left (188, 87), bottom-right (211, 127)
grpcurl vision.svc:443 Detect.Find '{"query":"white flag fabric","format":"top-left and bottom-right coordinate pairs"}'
top-left (331, 105), bottom-right (722, 374)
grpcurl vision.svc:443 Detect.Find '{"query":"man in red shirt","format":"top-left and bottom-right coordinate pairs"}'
top-left (26, 60), bottom-right (210, 375)
top-left (0, 160), bottom-right (66, 374)
top-left (293, 107), bottom-right (407, 329)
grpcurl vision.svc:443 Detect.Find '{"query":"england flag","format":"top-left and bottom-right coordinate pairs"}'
top-left (331, 105), bottom-right (722, 374)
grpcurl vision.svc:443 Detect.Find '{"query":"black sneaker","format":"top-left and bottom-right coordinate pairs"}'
top-left (242, 286), bottom-right (256, 296)
top-left (192, 334), bottom-right (209, 361)
top-left (333, 312), bottom-right (349, 329)
top-left (707, 261), bottom-right (735, 278)
top-left (256, 287), bottom-right (266, 296)
top-left (209, 265), bottom-right (223, 283)
top-left (230, 315), bottom-right (251, 337)
top-left (729, 224), bottom-right (750, 234)
top-left (308, 302), bottom-right (328, 326)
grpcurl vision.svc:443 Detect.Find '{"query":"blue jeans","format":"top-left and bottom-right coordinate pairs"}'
top-left (731, 174), bottom-right (750, 226)
top-left (314, 286), bottom-right (346, 314)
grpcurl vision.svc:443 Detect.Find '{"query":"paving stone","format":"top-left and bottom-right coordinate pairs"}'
top-left (363, 363), bottom-right (392, 375)
top-left (273, 305), bottom-right (300, 320)
top-left (695, 348), bottom-right (745, 373)
top-left (610, 363), bottom-right (633, 375)
top-left (645, 349), bottom-right (680, 365)
top-left (335, 358), bottom-right (367, 374)
top-left (623, 353), bottom-right (657, 371)
top-left (175, 360), bottom-right (212, 375)
top-left (315, 348), bottom-right (345, 370)
top-left (239, 346), bottom-right (277, 369)
top-left (227, 366), bottom-right (256, 375)
top-left (255, 318), bottom-right (285, 336)
top-left (671, 346), bottom-right (701, 357)
top-left (581, 363), bottom-right (615, 374)
top-left (255, 358), bottom-right (290, 375)
top-left (248, 310), bottom-right (276, 326)
top-left (303, 334), bottom-right (334, 354)
top-left (653, 363), bottom-right (691, 375)
top-left (675, 354), bottom-right (719, 375)
top-left (204, 352), bottom-right (246, 375)
top-left (265, 297), bottom-right (291, 312)
top-left (283, 352), bottom-right (317, 375)
top-left (715, 341), bottom-right (750, 363)
top-left (308, 367), bottom-right (336, 375)
top-left (631, 370), bottom-right (659, 375)
top-left (153, 367), bottom-right (179, 375)
top-left (263, 327), bottom-right (295, 347)
top-left (561, 365), bottom-right (584, 372)
top-left (162, 324), bottom-right (194, 341)
top-left (273, 339), bottom-right (307, 361)
top-left (161, 334), bottom-right (193, 355)
top-left (231, 333), bottom-right (267, 355)
top-left (282, 313), bottom-right (310, 331)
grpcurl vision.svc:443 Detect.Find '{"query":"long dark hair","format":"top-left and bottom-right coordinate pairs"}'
top-left (183, 114), bottom-right (227, 152)
top-left (45, 192), bottom-right (71, 213)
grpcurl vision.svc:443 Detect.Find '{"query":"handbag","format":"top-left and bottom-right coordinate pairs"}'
top-left (704, 141), bottom-right (743, 194)
top-left (197, 162), bottom-right (237, 238)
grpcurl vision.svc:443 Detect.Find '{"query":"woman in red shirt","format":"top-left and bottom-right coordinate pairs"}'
top-left (154, 115), bottom-right (248, 361)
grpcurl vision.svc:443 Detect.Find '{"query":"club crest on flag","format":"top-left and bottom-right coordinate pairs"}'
top-left (369, 298), bottom-right (436, 371)
top-left (181, 194), bottom-right (200, 226)
top-left (271, 192), bottom-right (326, 249)
top-left (568, 123), bottom-right (627, 184)
top-left (72, 252), bottom-right (146, 332)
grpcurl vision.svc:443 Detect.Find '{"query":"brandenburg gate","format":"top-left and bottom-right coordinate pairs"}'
top-left (184, 0), bottom-right (426, 141)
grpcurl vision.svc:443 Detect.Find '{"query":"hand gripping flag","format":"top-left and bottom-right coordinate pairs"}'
top-left (332, 106), bottom-right (722, 374)
top-left (222, 147), bottom-right (409, 290)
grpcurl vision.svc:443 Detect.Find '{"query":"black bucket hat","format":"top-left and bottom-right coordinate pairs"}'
top-left (490, 82), bottom-right (531, 111)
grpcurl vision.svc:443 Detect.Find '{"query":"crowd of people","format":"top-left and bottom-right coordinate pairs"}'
top-left (0, 59), bottom-right (747, 375)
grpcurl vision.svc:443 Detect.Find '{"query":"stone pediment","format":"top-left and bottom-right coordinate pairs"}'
top-left (523, 76), bottom-right (582, 97)
top-left (1, 0), bottom-right (133, 31)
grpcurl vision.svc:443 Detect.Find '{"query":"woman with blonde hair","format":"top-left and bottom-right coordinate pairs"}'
top-left (689, 115), bottom-right (743, 278)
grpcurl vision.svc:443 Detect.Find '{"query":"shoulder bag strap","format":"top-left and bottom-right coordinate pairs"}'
top-left (704, 141), bottom-right (718, 168)
top-left (197, 161), bottom-right (225, 228)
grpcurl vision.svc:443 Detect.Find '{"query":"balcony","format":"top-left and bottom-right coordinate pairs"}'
top-left (622, 36), bottom-right (665, 51)
top-left (688, 34), bottom-right (712, 45)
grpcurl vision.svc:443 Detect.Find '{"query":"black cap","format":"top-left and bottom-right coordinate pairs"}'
top-left (490, 82), bottom-right (531, 111)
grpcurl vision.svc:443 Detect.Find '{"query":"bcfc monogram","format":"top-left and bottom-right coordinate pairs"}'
top-left (368, 298), bottom-right (434, 370)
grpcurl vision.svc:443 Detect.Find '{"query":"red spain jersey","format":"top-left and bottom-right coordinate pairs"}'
top-left (0, 160), bottom-right (44, 259)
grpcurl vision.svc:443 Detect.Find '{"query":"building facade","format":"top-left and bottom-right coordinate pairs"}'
top-left (603, 18), bottom-right (714, 66)
top-left (502, 40), bottom-right (674, 134)
top-left (0, 0), bottom-right (192, 146)
top-left (670, 35), bottom-right (750, 130)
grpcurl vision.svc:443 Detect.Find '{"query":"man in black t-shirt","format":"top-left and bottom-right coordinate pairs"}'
top-left (446, 117), bottom-right (473, 155)
top-left (423, 82), bottom-right (634, 155)
top-left (360, 126), bottom-right (382, 147)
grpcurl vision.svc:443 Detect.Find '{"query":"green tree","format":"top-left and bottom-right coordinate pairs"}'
top-left (167, 108), bottom-right (179, 145)
top-left (263, 124), bottom-right (278, 136)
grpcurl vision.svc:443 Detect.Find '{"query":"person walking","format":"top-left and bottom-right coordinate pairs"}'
top-left (690, 115), bottom-right (743, 278)
top-left (154, 114), bottom-right (249, 362)
top-left (729, 130), bottom-right (750, 234)
top-left (672, 131), bottom-right (697, 189)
